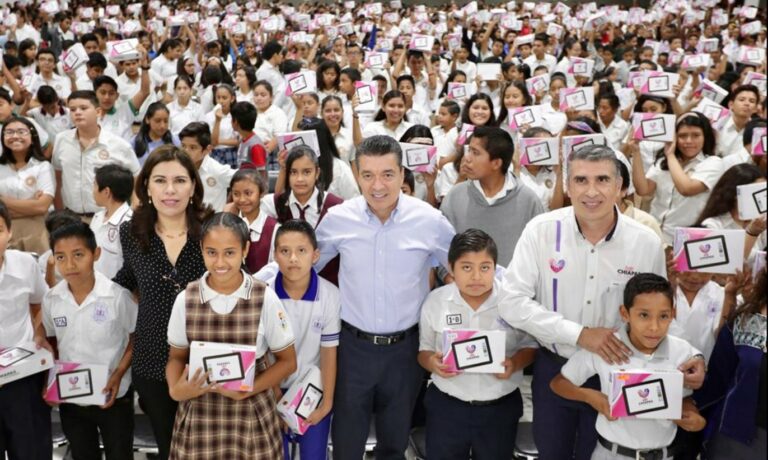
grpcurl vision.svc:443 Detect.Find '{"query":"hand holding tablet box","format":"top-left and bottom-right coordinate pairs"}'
top-left (409, 34), bottom-right (434, 52)
top-left (447, 83), bottom-right (472, 101)
top-left (609, 369), bottom-right (683, 419)
top-left (188, 341), bottom-right (259, 392)
top-left (519, 137), bottom-right (560, 166)
top-left (631, 113), bottom-right (676, 143)
top-left (285, 71), bottom-right (317, 96)
top-left (694, 98), bottom-right (730, 130)
top-left (277, 131), bottom-right (321, 157)
top-left (639, 72), bottom-right (680, 98)
top-left (441, 330), bottom-right (506, 374)
top-left (673, 228), bottom-right (746, 275)
top-left (737, 182), bottom-right (767, 220)
top-left (400, 143), bottom-right (437, 173)
top-left (694, 80), bottom-right (729, 104)
top-left (569, 58), bottom-right (595, 77)
top-left (45, 362), bottom-right (109, 406)
top-left (0, 342), bottom-right (54, 385)
top-left (508, 105), bottom-right (545, 131)
top-left (738, 46), bottom-right (766, 66)
top-left (354, 82), bottom-right (378, 113)
top-left (681, 54), bottom-right (712, 70)
top-left (106, 39), bottom-right (141, 62)
top-left (525, 74), bottom-right (550, 95)
top-left (477, 63), bottom-right (502, 81)
top-left (744, 72), bottom-right (767, 96)
top-left (278, 366), bottom-right (323, 435)
top-left (61, 43), bottom-right (89, 72)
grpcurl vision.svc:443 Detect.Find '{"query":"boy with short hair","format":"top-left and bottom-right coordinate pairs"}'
top-left (42, 221), bottom-right (137, 460)
top-left (418, 229), bottom-right (537, 459)
top-left (90, 164), bottom-right (134, 279)
top-left (230, 101), bottom-right (268, 176)
top-left (432, 100), bottom-right (460, 168)
top-left (92, 69), bottom-right (150, 141)
top-left (178, 121), bottom-right (236, 211)
top-left (550, 273), bottom-right (706, 459)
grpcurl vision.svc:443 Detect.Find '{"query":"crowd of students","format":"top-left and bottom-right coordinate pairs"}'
top-left (0, 0), bottom-right (767, 459)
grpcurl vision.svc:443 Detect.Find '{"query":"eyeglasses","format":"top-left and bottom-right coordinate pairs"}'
top-left (4, 129), bottom-right (31, 137)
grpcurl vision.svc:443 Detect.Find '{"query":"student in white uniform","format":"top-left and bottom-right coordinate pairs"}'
top-left (551, 273), bottom-right (706, 460)
top-left (253, 80), bottom-right (289, 153)
top-left (597, 93), bottom-right (629, 152)
top-left (94, 74), bottom-right (149, 142)
top-left (0, 201), bottom-right (52, 460)
top-left (25, 86), bottom-right (73, 142)
top-left (90, 165), bottom-right (134, 279)
top-left (266, 220), bottom-right (341, 460)
top-left (419, 229), bottom-right (537, 459)
top-left (168, 76), bottom-right (202, 137)
top-left (362, 90), bottom-right (414, 139)
top-left (178, 122), bottom-right (235, 212)
top-left (42, 222), bottom-right (138, 460)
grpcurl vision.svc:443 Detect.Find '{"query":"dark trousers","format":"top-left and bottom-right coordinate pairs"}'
top-left (532, 348), bottom-right (600, 460)
top-left (0, 373), bottom-right (52, 460)
top-left (424, 385), bottom-right (522, 460)
top-left (331, 326), bottom-right (423, 460)
top-left (133, 375), bottom-right (178, 460)
top-left (59, 391), bottom-right (134, 460)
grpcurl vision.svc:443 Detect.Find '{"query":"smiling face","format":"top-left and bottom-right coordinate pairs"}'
top-left (676, 125), bottom-right (705, 160)
top-left (451, 250), bottom-right (495, 308)
top-left (322, 99), bottom-right (343, 127)
top-left (567, 159), bottom-right (622, 225)
top-left (2, 120), bottom-right (32, 154)
top-left (231, 178), bottom-right (262, 219)
top-left (356, 153), bottom-right (404, 222)
top-left (468, 99), bottom-right (492, 126)
top-left (274, 230), bottom-right (319, 285)
top-left (504, 85), bottom-right (526, 110)
top-left (202, 227), bottom-right (247, 289)
top-left (146, 160), bottom-right (195, 219)
top-left (289, 155), bottom-right (319, 202)
top-left (383, 96), bottom-right (406, 124)
top-left (620, 292), bottom-right (675, 354)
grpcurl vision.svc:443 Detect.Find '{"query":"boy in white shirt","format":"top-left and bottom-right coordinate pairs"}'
top-left (551, 273), bottom-right (706, 459)
top-left (419, 229), bottom-right (537, 459)
top-left (90, 164), bottom-right (134, 279)
top-left (42, 222), bottom-right (137, 459)
top-left (178, 122), bottom-right (235, 212)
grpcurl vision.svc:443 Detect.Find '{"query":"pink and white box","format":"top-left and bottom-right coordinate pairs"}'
top-left (519, 137), bottom-right (559, 166)
top-left (441, 330), bottom-right (505, 374)
top-left (736, 182), bottom-right (767, 220)
top-left (559, 87), bottom-right (595, 111)
top-left (408, 34), bottom-right (434, 52)
top-left (752, 127), bottom-right (767, 156)
top-left (508, 105), bottom-right (545, 131)
top-left (639, 71), bottom-right (679, 98)
top-left (277, 366), bottom-right (323, 435)
top-left (694, 98), bottom-right (730, 130)
top-left (525, 74), bottom-right (550, 95)
top-left (694, 80), bottom-right (729, 104)
top-left (354, 81), bottom-right (378, 113)
top-left (561, 134), bottom-right (605, 159)
top-left (285, 71), bottom-right (317, 96)
top-left (609, 369), bottom-right (683, 419)
top-left (673, 227), bottom-right (746, 275)
top-left (447, 83), bottom-right (472, 101)
top-left (45, 362), bottom-right (109, 406)
top-left (631, 113), bottom-right (676, 143)
top-left (189, 341), bottom-right (258, 392)
top-left (277, 131), bottom-right (321, 157)
top-left (744, 72), bottom-right (767, 96)
top-left (399, 142), bottom-right (437, 173)
top-left (457, 124), bottom-right (476, 145)
top-left (0, 342), bottom-right (54, 385)
top-left (106, 39), bottom-right (141, 62)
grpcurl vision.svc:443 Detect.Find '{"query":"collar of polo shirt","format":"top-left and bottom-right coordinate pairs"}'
top-left (274, 268), bottom-right (319, 301)
top-left (618, 323), bottom-right (670, 359)
top-left (573, 206), bottom-right (621, 242)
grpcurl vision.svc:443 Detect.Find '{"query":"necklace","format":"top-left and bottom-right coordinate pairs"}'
top-left (156, 225), bottom-right (188, 239)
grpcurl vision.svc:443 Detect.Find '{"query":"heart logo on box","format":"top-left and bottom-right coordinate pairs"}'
top-left (699, 244), bottom-right (711, 254)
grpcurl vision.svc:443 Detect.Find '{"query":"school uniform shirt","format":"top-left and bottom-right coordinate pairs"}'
top-left (523, 54), bottom-right (558, 74)
top-left (721, 146), bottom-right (752, 172)
top-left (167, 272), bottom-right (295, 358)
top-left (329, 157), bottom-right (360, 200)
top-left (27, 106), bottom-right (73, 141)
top-left (255, 61), bottom-right (287, 109)
top-left (42, 272), bottom-right (138, 398)
top-left (131, 134), bottom-right (181, 166)
top-left (362, 120), bottom-right (414, 140)
top-left (333, 127), bottom-right (356, 164)
top-left (150, 54), bottom-right (178, 80)
top-left (203, 109), bottom-right (237, 151)
top-left (431, 125), bottom-right (458, 161)
top-left (407, 107), bottom-right (432, 127)
top-left (0, 157), bottom-right (55, 201)
top-left (561, 325), bottom-right (698, 450)
top-left (0, 250), bottom-right (47, 348)
top-left (519, 166), bottom-right (557, 211)
top-left (454, 61), bottom-right (477, 83)
top-left (40, 73), bottom-right (72, 100)
top-left (254, 105), bottom-right (289, 144)
top-left (622, 199), bottom-right (662, 239)
top-left (715, 116), bottom-right (744, 158)
top-left (75, 75), bottom-right (95, 92)
top-left (599, 116), bottom-right (629, 152)
top-left (435, 162), bottom-right (459, 200)
top-left (265, 269), bottom-right (341, 388)
top-left (100, 101), bottom-right (139, 141)
top-left (261, 188), bottom-right (323, 228)
top-left (674, 282), bottom-right (724, 363)
top-left (168, 99), bottom-right (203, 136)
top-left (639, 140), bottom-right (666, 173)
top-left (647, 153), bottom-right (723, 245)
top-left (419, 280), bottom-right (538, 402)
top-left (235, 89), bottom-right (253, 103)
top-left (52, 128), bottom-right (141, 214)
top-left (242, 211), bottom-right (278, 264)
top-left (500, 207), bottom-right (666, 359)
top-left (198, 155), bottom-right (236, 212)
top-left (90, 203), bottom-right (133, 279)
top-left (117, 70), bottom-right (161, 123)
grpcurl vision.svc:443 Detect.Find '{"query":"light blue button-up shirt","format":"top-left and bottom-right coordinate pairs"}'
top-left (315, 194), bottom-right (456, 334)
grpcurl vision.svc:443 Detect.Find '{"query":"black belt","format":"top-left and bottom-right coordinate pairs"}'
top-left (540, 347), bottom-right (568, 366)
top-left (66, 209), bottom-right (95, 218)
top-left (341, 321), bottom-right (418, 346)
top-left (598, 434), bottom-right (682, 460)
top-left (434, 385), bottom-right (519, 407)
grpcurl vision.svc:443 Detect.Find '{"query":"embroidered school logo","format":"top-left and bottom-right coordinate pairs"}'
top-left (92, 304), bottom-right (108, 323)
top-left (108, 227), bottom-right (118, 242)
top-left (446, 314), bottom-right (462, 326)
top-left (24, 176), bottom-right (36, 188)
top-left (54, 316), bottom-right (67, 327)
top-left (311, 317), bottom-right (324, 332)
top-left (278, 311), bottom-right (288, 330)
top-left (545, 179), bottom-right (554, 188)
top-left (466, 344), bottom-right (477, 358)
top-left (97, 150), bottom-right (110, 160)
top-left (206, 177), bottom-right (217, 187)
top-left (549, 258), bottom-right (565, 273)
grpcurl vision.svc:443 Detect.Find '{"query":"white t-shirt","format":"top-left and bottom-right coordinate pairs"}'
top-left (673, 282), bottom-right (724, 362)
top-left (90, 203), bottom-right (133, 279)
top-left (0, 250), bottom-right (47, 348)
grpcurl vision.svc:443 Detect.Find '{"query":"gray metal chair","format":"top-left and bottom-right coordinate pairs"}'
top-left (513, 421), bottom-right (538, 459)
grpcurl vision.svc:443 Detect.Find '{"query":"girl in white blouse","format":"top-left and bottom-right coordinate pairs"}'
top-left (362, 90), bottom-right (414, 139)
top-left (0, 118), bottom-right (55, 253)
top-left (253, 81), bottom-right (289, 153)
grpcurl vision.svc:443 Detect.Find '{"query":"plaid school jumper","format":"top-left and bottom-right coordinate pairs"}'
top-left (169, 278), bottom-right (282, 459)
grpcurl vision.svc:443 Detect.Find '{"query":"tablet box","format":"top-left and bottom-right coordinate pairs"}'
top-left (0, 342), bottom-right (54, 386)
top-left (189, 341), bottom-right (258, 392)
top-left (277, 130), bottom-right (321, 158)
top-left (631, 113), bottom-right (676, 143)
top-left (519, 136), bottom-right (559, 166)
top-left (277, 365), bottom-right (323, 435)
top-left (673, 227), bottom-right (746, 275)
top-left (45, 362), bottom-right (109, 406)
top-left (609, 369), bottom-right (683, 419)
top-left (441, 329), bottom-right (505, 374)
top-left (106, 39), bottom-right (141, 62)
top-left (737, 182), bottom-right (767, 220)
top-left (399, 142), bottom-right (436, 173)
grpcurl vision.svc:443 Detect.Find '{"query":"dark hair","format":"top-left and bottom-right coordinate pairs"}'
top-left (522, 127), bottom-right (554, 138)
top-left (17, 38), bottom-right (37, 67)
top-left (80, 33), bottom-right (98, 46)
top-left (321, 95), bottom-right (346, 128)
top-left (274, 219), bottom-right (318, 250)
top-left (261, 40), bottom-right (283, 61)
top-left (131, 145), bottom-right (214, 252)
top-left (36, 86), bottom-right (64, 114)
top-left (86, 52), bottom-right (108, 70)
top-left (729, 254), bottom-right (767, 322)
top-left (400, 125), bottom-right (434, 145)
top-left (634, 95), bottom-right (673, 114)
top-left (44, 209), bottom-right (79, 234)
top-left (275, 145), bottom-right (326, 223)
top-left (298, 118), bottom-right (338, 185)
top-left (498, 81), bottom-right (532, 125)
top-left (340, 67), bottom-right (362, 84)
top-left (93, 75), bottom-right (118, 92)
top-left (461, 93), bottom-right (497, 127)
top-left (253, 80), bottom-right (273, 97)
top-left (617, 158), bottom-right (630, 192)
top-left (655, 112), bottom-right (716, 170)
top-left (230, 167), bottom-right (267, 196)
top-left (440, 100), bottom-right (461, 118)
top-left (598, 93), bottom-right (620, 111)
top-left (744, 118), bottom-right (768, 147)
top-left (731, 84), bottom-right (761, 104)
top-left (179, 122), bottom-right (212, 149)
top-left (133, 102), bottom-right (173, 160)
top-left (234, 66), bottom-right (257, 92)
top-left (695, 164), bottom-right (762, 225)
top-left (176, 57), bottom-right (195, 80)
top-left (623, 273), bottom-right (673, 309)
top-left (49, 221), bottom-right (98, 253)
top-left (355, 135), bottom-right (403, 169)
top-left (0, 88), bottom-right (11, 105)
top-left (468, 126), bottom-right (514, 174)
top-left (2, 54), bottom-right (20, 71)
top-left (374, 90), bottom-right (408, 123)
top-left (448, 228), bottom-right (499, 267)
top-left (396, 74), bottom-right (416, 90)
top-left (68, 90), bottom-right (99, 108)
top-left (0, 117), bottom-right (45, 164)
top-left (201, 212), bottom-right (250, 250)
top-left (0, 200), bottom-right (9, 229)
top-left (316, 59), bottom-right (341, 92)
top-left (564, 116), bottom-right (602, 135)
top-left (402, 168), bottom-right (415, 193)
top-left (158, 38), bottom-right (182, 56)
top-left (231, 101), bottom-right (258, 131)
top-left (439, 69), bottom-right (468, 98)
top-left (95, 164), bottom-right (134, 203)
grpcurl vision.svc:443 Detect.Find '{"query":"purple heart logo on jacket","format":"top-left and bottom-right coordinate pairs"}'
top-left (699, 244), bottom-right (711, 254)
top-left (549, 258), bottom-right (566, 273)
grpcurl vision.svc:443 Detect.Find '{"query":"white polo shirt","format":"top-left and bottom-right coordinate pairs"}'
top-left (90, 203), bottom-right (133, 279)
top-left (419, 281), bottom-right (538, 402)
top-left (168, 99), bottom-right (202, 136)
top-left (599, 116), bottom-right (630, 152)
top-left (254, 105), bottom-right (289, 144)
top-left (519, 166), bottom-right (557, 211)
top-left (431, 125), bottom-right (458, 160)
top-left (523, 54), bottom-right (558, 75)
top-left (100, 101), bottom-right (139, 141)
top-left (52, 128), bottom-right (140, 214)
top-left (333, 127), bottom-right (356, 164)
top-left (673, 282), bottom-right (724, 363)
top-left (0, 158), bottom-right (55, 200)
top-left (500, 207), bottom-right (667, 359)
top-left (198, 155), bottom-right (235, 212)
top-left (715, 116), bottom-right (745, 158)
top-left (561, 326), bottom-right (697, 450)
top-left (40, 73), bottom-right (72, 100)
top-left (203, 109), bottom-right (237, 150)
top-left (265, 270), bottom-right (341, 388)
top-left (328, 157), bottom-right (360, 200)
top-left (647, 153), bottom-right (723, 244)
top-left (42, 272), bottom-right (137, 398)
top-left (0, 250), bottom-right (47, 348)
top-left (262, 188), bottom-right (322, 228)
top-left (167, 273), bottom-right (295, 358)
top-left (27, 106), bottom-right (73, 141)
top-left (362, 120), bottom-right (414, 140)
top-left (241, 211), bottom-right (279, 264)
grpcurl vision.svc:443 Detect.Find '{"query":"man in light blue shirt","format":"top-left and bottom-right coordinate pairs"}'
top-left (315, 135), bottom-right (455, 460)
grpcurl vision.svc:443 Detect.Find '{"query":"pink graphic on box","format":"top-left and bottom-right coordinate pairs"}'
top-left (632, 113), bottom-right (660, 140)
top-left (458, 124), bottom-right (476, 145)
top-left (407, 146), bottom-right (437, 173)
top-left (45, 361), bottom-right (82, 402)
top-left (289, 387), bottom-right (313, 434)
top-left (441, 330), bottom-right (480, 373)
top-left (219, 350), bottom-right (257, 391)
top-left (673, 228), bottom-right (712, 272)
top-left (752, 128), bottom-right (767, 156)
top-left (519, 137), bottom-right (555, 166)
top-left (610, 372), bottom-right (652, 418)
